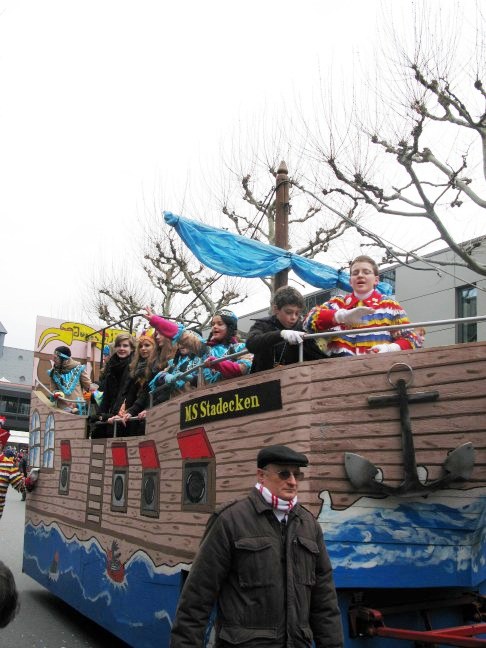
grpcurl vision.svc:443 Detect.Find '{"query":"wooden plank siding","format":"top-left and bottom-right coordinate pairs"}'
top-left (26, 341), bottom-right (486, 566)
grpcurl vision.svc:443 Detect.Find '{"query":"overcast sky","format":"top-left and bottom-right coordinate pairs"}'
top-left (0, 0), bottom-right (481, 350)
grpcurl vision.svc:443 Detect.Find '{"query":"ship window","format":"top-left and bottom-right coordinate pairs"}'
top-left (42, 414), bottom-right (55, 469)
top-left (181, 458), bottom-right (216, 513)
top-left (29, 410), bottom-right (41, 468)
top-left (456, 285), bottom-right (477, 343)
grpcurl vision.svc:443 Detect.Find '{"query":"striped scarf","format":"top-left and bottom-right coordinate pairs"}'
top-left (255, 482), bottom-right (297, 518)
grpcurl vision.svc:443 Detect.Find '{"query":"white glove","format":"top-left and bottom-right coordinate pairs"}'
top-left (334, 306), bottom-right (374, 326)
top-left (370, 343), bottom-right (401, 354)
top-left (281, 329), bottom-right (305, 345)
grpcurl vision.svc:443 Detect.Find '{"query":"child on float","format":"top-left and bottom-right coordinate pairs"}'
top-left (246, 285), bottom-right (326, 373)
top-left (143, 306), bottom-right (252, 392)
top-left (203, 309), bottom-right (252, 380)
top-left (148, 329), bottom-right (209, 401)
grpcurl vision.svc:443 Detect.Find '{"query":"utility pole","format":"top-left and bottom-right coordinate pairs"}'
top-left (273, 160), bottom-right (289, 293)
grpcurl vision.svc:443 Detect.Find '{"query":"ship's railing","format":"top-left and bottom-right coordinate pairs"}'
top-left (298, 314), bottom-right (486, 362)
top-left (148, 314), bottom-right (486, 404)
top-left (151, 313), bottom-right (486, 388)
top-left (33, 314), bottom-right (486, 431)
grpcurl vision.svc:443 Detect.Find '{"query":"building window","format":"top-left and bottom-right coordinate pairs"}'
top-left (304, 290), bottom-right (332, 311)
top-left (0, 396), bottom-right (18, 414)
top-left (43, 414), bottom-right (55, 469)
top-left (456, 285), bottom-right (477, 343)
top-left (379, 268), bottom-right (396, 293)
top-left (304, 288), bottom-right (347, 311)
top-left (19, 399), bottom-right (30, 415)
top-left (29, 410), bottom-right (41, 468)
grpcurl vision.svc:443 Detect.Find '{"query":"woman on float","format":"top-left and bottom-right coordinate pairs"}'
top-left (113, 331), bottom-right (159, 434)
top-left (91, 333), bottom-right (136, 438)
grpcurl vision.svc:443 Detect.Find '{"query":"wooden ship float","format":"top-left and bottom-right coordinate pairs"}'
top-left (23, 314), bottom-right (486, 648)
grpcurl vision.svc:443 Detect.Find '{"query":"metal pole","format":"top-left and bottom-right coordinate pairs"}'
top-left (273, 160), bottom-right (289, 293)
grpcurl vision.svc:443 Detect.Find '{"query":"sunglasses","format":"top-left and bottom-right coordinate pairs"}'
top-left (263, 469), bottom-right (305, 481)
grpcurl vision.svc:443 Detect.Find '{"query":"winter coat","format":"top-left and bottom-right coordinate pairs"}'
top-left (170, 489), bottom-right (344, 648)
top-left (97, 354), bottom-right (132, 419)
top-left (246, 315), bottom-right (326, 373)
top-left (204, 338), bottom-right (252, 384)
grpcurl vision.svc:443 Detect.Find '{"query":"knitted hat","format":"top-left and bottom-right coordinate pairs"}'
top-left (257, 444), bottom-right (309, 468)
top-left (55, 346), bottom-right (71, 359)
top-left (0, 428), bottom-right (10, 446)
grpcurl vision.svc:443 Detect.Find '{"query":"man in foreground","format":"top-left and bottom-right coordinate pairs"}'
top-left (170, 444), bottom-right (344, 648)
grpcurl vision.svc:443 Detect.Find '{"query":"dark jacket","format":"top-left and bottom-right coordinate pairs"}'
top-left (97, 354), bottom-right (132, 419)
top-left (246, 315), bottom-right (325, 373)
top-left (170, 489), bottom-right (343, 648)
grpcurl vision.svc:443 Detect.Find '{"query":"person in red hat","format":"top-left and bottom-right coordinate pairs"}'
top-left (0, 428), bottom-right (28, 518)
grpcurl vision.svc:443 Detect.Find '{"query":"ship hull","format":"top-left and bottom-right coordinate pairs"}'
top-left (24, 342), bottom-right (486, 646)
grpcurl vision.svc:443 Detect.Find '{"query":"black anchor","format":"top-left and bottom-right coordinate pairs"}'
top-left (345, 363), bottom-right (476, 496)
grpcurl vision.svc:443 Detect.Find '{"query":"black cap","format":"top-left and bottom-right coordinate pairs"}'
top-left (257, 444), bottom-right (309, 469)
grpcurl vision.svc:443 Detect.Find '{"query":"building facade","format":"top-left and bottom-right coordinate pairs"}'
top-left (0, 322), bottom-right (34, 433)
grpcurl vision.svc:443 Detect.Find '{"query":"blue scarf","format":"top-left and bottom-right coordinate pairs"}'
top-left (49, 364), bottom-right (85, 396)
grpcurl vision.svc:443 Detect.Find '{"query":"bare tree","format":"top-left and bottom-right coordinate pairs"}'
top-left (211, 120), bottom-right (358, 292)
top-left (89, 225), bottom-right (247, 332)
top-left (219, 162), bottom-right (355, 290)
top-left (304, 4), bottom-right (486, 275)
top-left (90, 141), bottom-right (356, 329)
top-left (91, 5), bottom-right (486, 330)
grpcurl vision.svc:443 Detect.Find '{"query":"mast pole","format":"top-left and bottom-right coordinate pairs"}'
top-left (273, 160), bottom-right (289, 293)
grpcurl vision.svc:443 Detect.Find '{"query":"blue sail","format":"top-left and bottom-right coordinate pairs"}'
top-left (164, 211), bottom-right (393, 295)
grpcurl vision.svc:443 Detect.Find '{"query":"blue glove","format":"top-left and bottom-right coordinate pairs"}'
top-left (164, 372), bottom-right (182, 386)
top-left (148, 371), bottom-right (166, 392)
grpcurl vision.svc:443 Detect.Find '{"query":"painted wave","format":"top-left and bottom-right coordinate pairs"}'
top-left (317, 487), bottom-right (486, 590)
top-left (23, 521), bottom-right (180, 648)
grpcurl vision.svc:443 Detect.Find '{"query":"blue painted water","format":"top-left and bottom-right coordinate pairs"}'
top-left (23, 522), bottom-right (180, 648)
top-left (23, 486), bottom-right (486, 647)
